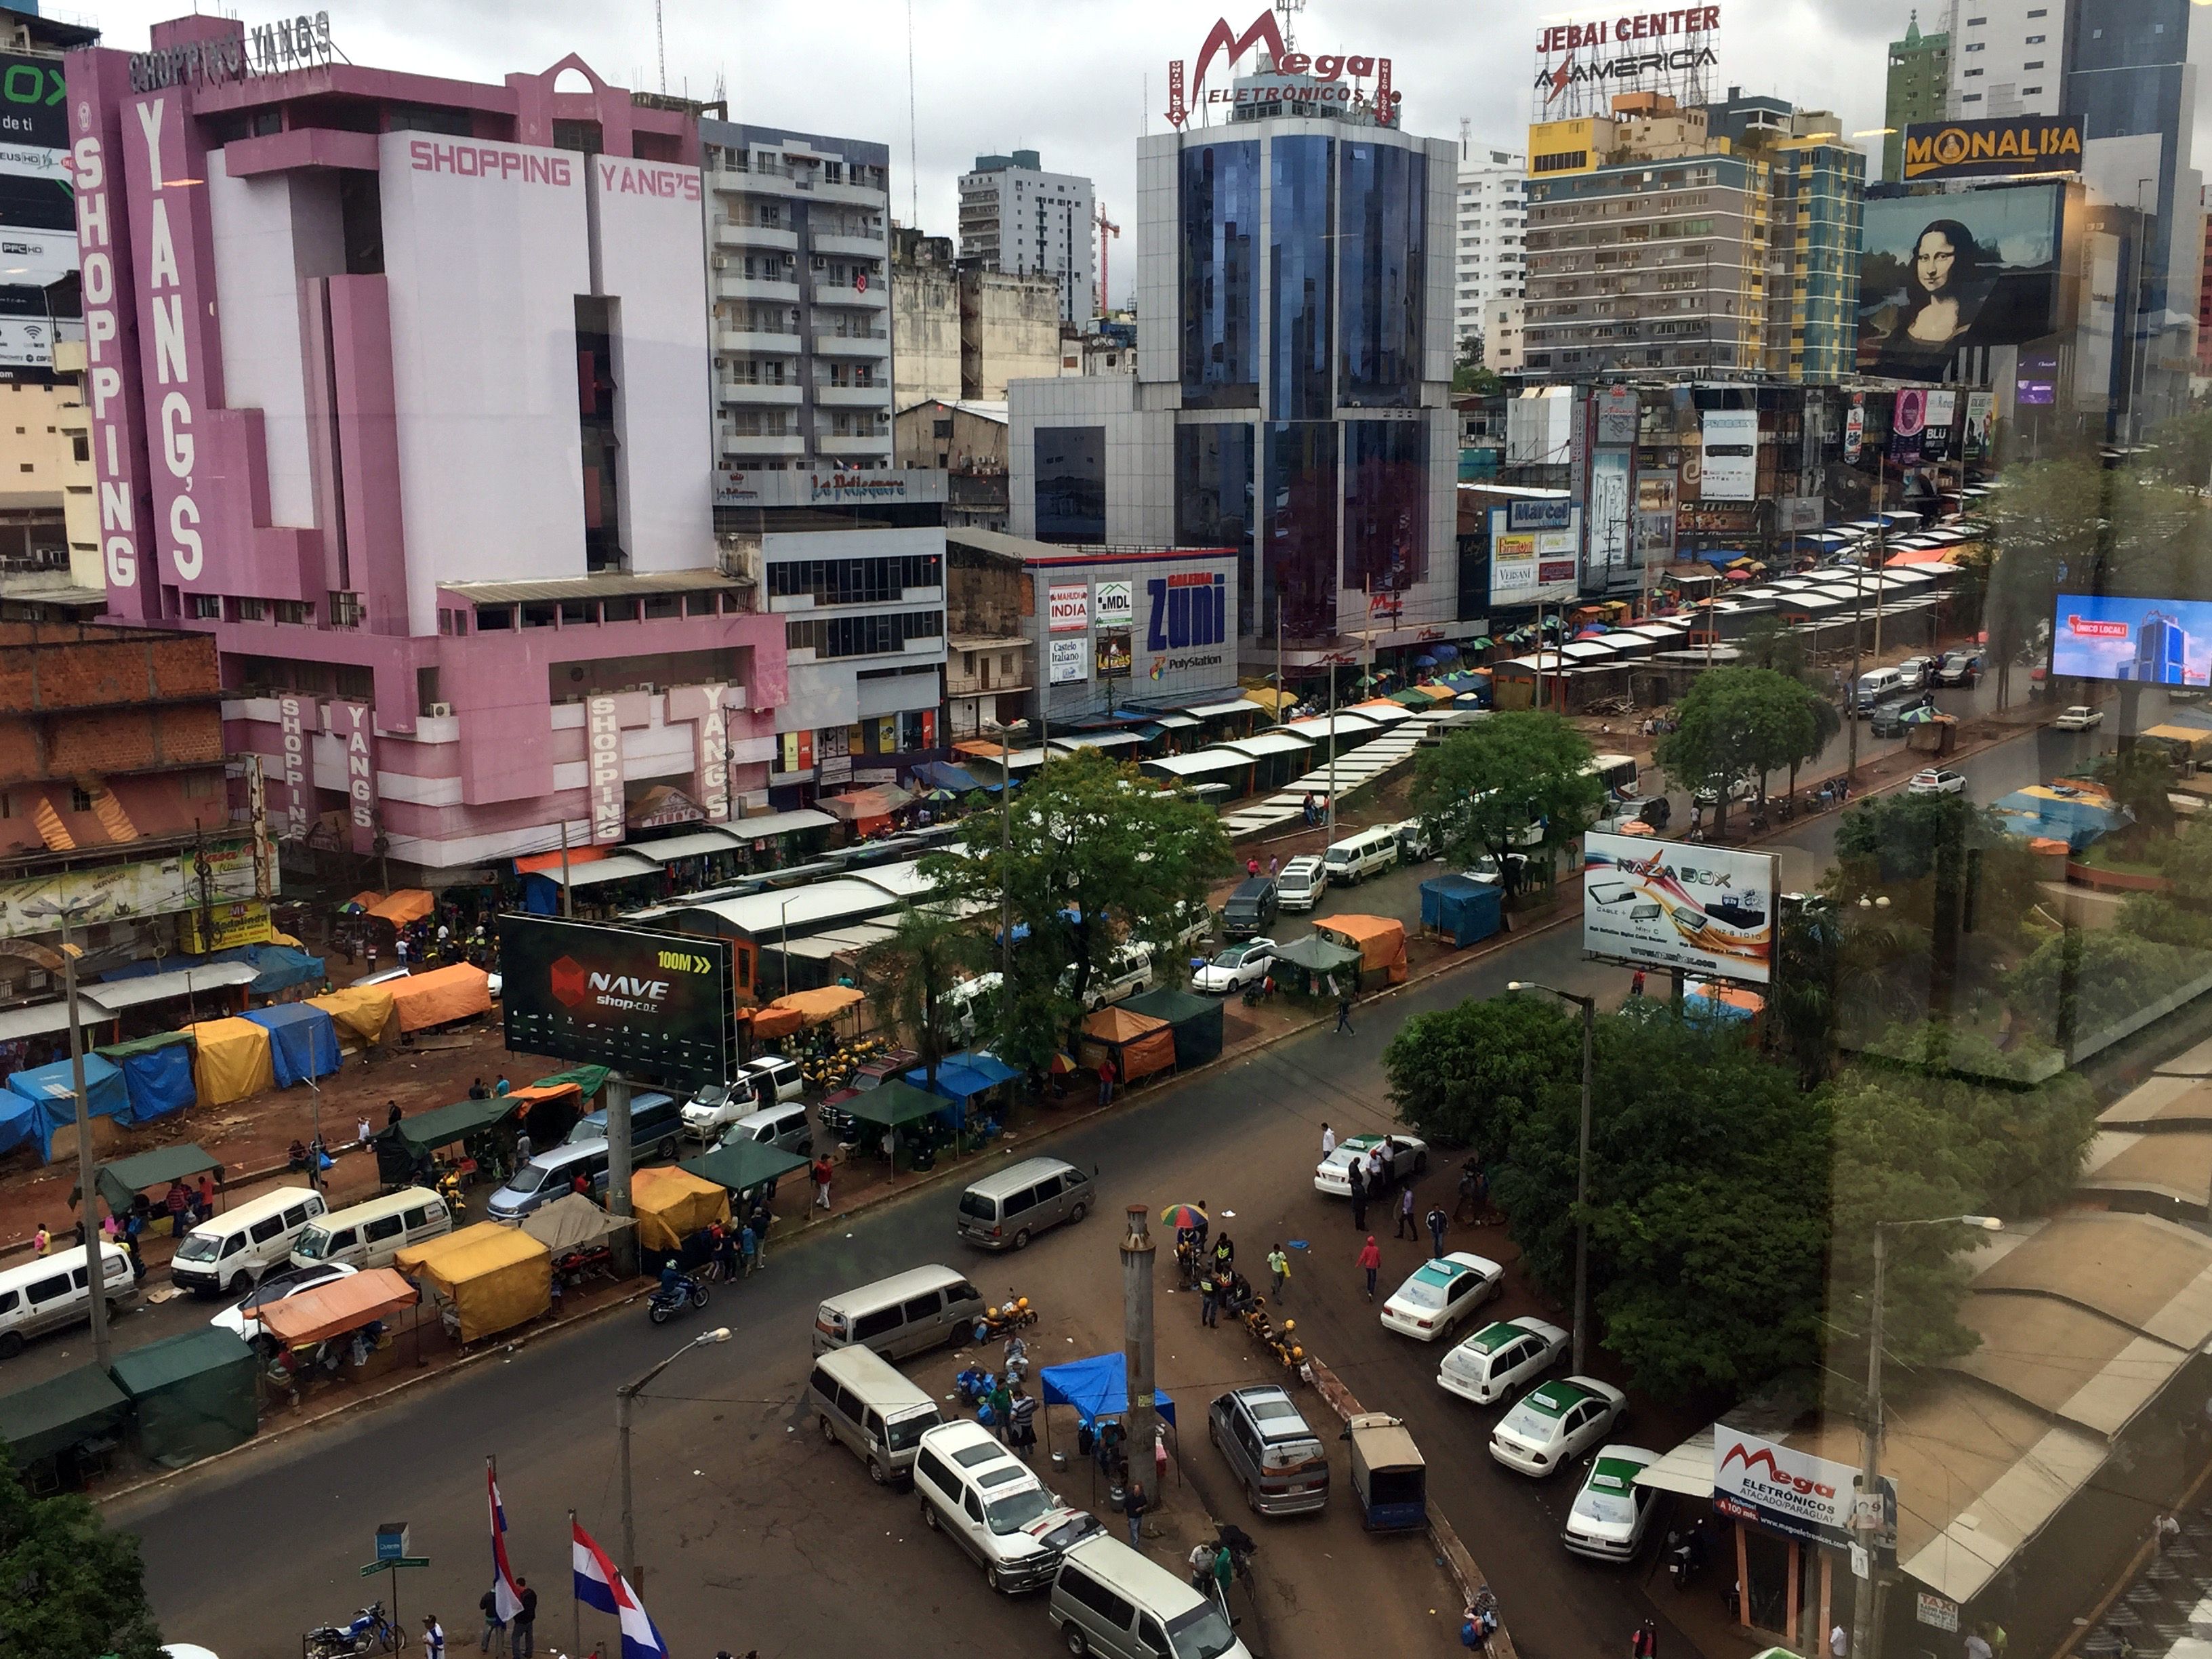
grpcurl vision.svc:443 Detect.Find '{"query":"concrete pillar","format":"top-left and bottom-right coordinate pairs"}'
top-left (1121, 1203), bottom-right (1157, 1513)
top-left (605, 1073), bottom-right (636, 1278)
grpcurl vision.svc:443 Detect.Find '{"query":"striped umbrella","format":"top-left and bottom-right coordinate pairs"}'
top-left (1160, 1204), bottom-right (1210, 1230)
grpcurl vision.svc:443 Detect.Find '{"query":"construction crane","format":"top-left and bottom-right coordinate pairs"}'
top-left (1094, 202), bottom-right (1121, 318)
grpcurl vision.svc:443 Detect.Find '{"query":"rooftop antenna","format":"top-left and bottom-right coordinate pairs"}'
top-left (655, 0), bottom-right (666, 94)
top-left (906, 0), bottom-right (920, 227)
top-left (1273, 0), bottom-right (1305, 52)
top-left (1460, 115), bottom-right (1471, 159)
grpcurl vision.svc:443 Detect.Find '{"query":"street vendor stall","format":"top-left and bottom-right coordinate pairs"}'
top-left (256, 1267), bottom-right (421, 1391)
top-left (1269, 934), bottom-right (1364, 998)
top-left (93, 1144), bottom-right (224, 1225)
top-left (630, 1166), bottom-right (731, 1255)
top-left (905, 1049), bottom-right (1019, 1125)
top-left (3, 1054), bottom-right (132, 1160)
top-left (769, 985), bottom-right (866, 1025)
top-left (1419, 876), bottom-right (1504, 949)
top-left (393, 1222), bottom-right (551, 1344)
top-left (834, 1078), bottom-right (958, 1173)
top-left (1315, 915), bottom-right (1409, 987)
top-left (1080, 1006), bottom-right (1176, 1086)
top-left (181, 1016), bottom-right (275, 1107)
top-left (520, 1191), bottom-right (635, 1284)
top-left (94, 1032), bottom-right (196, 1126)
top-left (242, 1002), bottom-right (341, 1089)
top-left (0, 1363), bottom-right (129, 1487)
top-left (1120, 987), bottom-right (1223, 1069)
top-left (1037, 1351), bottom-right (1179, 1504)
top-left (108, 1327), bottom-right (258, 1469)
top-left (681, 1143), bottom-right (808, 1210)
top-left (362, 888), bottom-right (434, 928)
top-left (386, 964), bottom-right (493, 1033)
top-left (308, 983), bottom-right (399, 1052)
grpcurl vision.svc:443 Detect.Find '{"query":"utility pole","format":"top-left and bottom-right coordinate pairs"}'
top-left (605, 1073), bottom-right (636, 1279)
top-left (558, 821), bottom-right (574, 920)
top-left (17, 903), bottom-right (107, 1369)
top-left (1121, 1204), bottom-right (1158, 1518)
top-left (617, 1327), bottom-right (731, 1594)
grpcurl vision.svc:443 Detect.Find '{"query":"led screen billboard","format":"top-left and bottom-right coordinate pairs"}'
top-left (499, 916), bottom-right (736, 1088)
top-left (1583, 833), bottom-right (1778, 984)
top-left (2051, 595), bottom-right (2212, 687)
top-left (1856, 183), bottom-right (2064, 381)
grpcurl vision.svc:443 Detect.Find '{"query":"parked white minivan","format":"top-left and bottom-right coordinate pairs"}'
top-left (1049, 1533), bottom-right (1254, 1659)
top-left (1322, 825), bottom-right (1399, 886)
top-left (170, 1187), bottom-right (329, 1297)
top-left (1854, 666), bottom-right (1907, 713)
top-left (808, 1343), bottom-right (945, 1486)
top-left (289, 1187), bottom-right (453, 1271)
top-left (0, 1242), bottom-right (138, 1358)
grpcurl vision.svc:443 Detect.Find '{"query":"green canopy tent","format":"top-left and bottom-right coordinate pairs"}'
top-left (396, 1094), bottom-right (520, 1155)
top-left (527, 1064), bottom-right (609, 1101)
top-left (1270, 935), bottom-right (1364, 998)
top-left (833, 1080), bottom-right (954, 1174)
top-left (89, 1144), bottom-right (226, 1221)
top-left (109, 1327), bottom-right (258, 1469)
top-left (682, 1143), bottom-right (808, 1208)
top-left (1122, 986), bottom-right (1225, 1069)
top-left (0, 1363), bottom-right (129, 1473)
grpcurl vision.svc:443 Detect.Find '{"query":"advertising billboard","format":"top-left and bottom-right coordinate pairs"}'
top-left (0, 54), bottom-right (72, 368)
top-left (1714, 1428), bottom-right (1892, 1552)
top-left (2051, 595), bottom-right (2212, 687)
top-left (1589, 449), bottom-right (1633, 578)
top-left (1488, 506), bottom-right (1580, 606)
top-left (1047, 582), bottom-right (1090, 632)
top-left (1583, 833), bottom-right (1778, 984)
top-left (1094, 579), bottom-right (1134, 628)
top-left (498, 917), bottom-right (736, 1088)
top-left (1699, 410), bottom-right (1757, 501)
top-left (1048, 636), bottom-right (1089, 684)
top-left (1095, 628), bottom-right (1132, 678)
top-left (1531, 4), bottom-right (1721, 120)
top-left (1900, 116), bottom-right (2083, 184)
top-left (1857, 184), bottom-right (2064, 381)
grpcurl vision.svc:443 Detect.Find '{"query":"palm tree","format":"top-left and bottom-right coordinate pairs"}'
top-left (856, 904), bottom-right (983, 1092)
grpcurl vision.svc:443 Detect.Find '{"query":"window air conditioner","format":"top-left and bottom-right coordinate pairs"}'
top-left (712, 254), bottom-right (728, 270)
top-left (813, 255), bottom-right (827, 270)
top-left (426, 701), bottom-right (453, 717)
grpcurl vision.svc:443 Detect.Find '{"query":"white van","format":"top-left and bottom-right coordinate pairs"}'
top-left (813, 1264), bottom-right (987, 1359)
top-left (1068, 944), bottom-right (1154, 1012)
top-left (170, 1187), bottom-right (329, 1297)
top-left (1050, 1534), bottom-right (1254, 1659)
top-left (808, 1343), bottom-right (945, 1485)
top-left (944, 972), bottom-right (1002, 1042)
top-left (0, 1243), bottom-right (138, 1358)
top-left (289, 1187), bottom-right (453, 1271)
top-left (1855, 666), bottom-right (1907, 713)
top-left (1322, 825), bottom-right (1399, 886)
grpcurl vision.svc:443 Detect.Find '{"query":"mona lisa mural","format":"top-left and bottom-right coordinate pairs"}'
top-left (1856, 182), bottom-right (2066, 381)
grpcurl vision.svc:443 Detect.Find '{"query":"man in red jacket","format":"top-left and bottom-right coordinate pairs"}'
top-left (1357, 1235), bottom-right (1382, 1301)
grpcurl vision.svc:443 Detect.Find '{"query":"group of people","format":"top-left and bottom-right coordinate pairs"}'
top-left (338, 905), bottom-right (499, 981)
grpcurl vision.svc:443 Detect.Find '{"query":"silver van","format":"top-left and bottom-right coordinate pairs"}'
top-left (1049, 1534), bottom-right (1254, 1659)
top-left (565, 1091), bottom-right (682, 1161)
top-left (487, 1139), bottom-right (611, 1222)
top-left (1208, 1384), bottom-right (1330, 1515)
top-left (289, 1187), bottom-right (453, 1271)
top-left (716, 1100), bottom-right (813, 1158)
top-left (809, 1343), bottom-right (945, 1486)
top-left (957, 1157), bottom-right (1094, 1252)
top-left (813, 1264), bottom-right (987, 1359)
top-left (0, 1243), bottom-right (138, 1359)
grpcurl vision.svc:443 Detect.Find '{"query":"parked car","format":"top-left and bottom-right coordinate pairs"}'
top-left (2054, 704), bottom-right (2104, 731)
top-left (1466, 851), bottom-right (1530, 888)
top-left (1896, 655), bottom-right (1938, 689)
top-left (1488, 1376), bottom-right (1626, 1477)
top-left (210, 1261), bottom-right (359, 1347)
top-left (1275, 855), bottom-right (1328, 912)
top-left (1869, 691), bottom-right (1936, 738)
top-left (1935, 650), bottom-right (1982, 686)
top-left (1691, 773), bottom-right (1757, 808)
top-left (1379, 1252), bottom-right (1504, 1343)
top-left (1313, 1133), bottom-right (1427, 1197)
top-left (1561, 1446), bottom-right (1664, 1560)
top-left (1193, 939), bottom-right (1276, 995)
top-left (1908, 767), bottom-right (1968, 797)
top-left (1391, 819), bottom-right (1437, 863)
top-left (914, 1420), bottom-right (1100, 1594)
top-left (1208, 1384), bottom-right (1330, 1516)
top-left (1437, 1317), bottom-right (1570, 1407)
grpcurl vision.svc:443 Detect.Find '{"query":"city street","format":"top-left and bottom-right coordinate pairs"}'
top-left (112, 720), bottom-right (2076, 1659)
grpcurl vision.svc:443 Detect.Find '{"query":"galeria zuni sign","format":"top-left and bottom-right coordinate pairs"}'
top-left (1164, 12), bottom-right (1397, 129)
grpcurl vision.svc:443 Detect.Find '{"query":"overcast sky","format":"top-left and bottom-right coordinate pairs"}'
top-left (74, 1), bottom-right (2212, 306)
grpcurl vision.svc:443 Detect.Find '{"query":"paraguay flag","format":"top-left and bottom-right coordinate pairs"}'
top-left (572, 1517), bottom-right (669, 1659)
top-left (485, 1461), bottom-right (523, 1624)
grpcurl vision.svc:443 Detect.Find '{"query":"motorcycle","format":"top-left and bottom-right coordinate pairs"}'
top-left (1667, 1521), bottom-right (1711, 1591)
top-left (647, 1272), bottom-right (710, 1326)
top-left (304, 1599), bottom-right (400, 1657)
top-left (1238, 1302), bottom-right (1303, 1371)
top-left (970, 1293), bottom-right (1038, 1344)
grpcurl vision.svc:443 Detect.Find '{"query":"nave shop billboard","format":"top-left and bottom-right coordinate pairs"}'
top-left (499, 917), bottom-right (736, 1089)
top-left (1583, 833), bottom-right (1776, 985)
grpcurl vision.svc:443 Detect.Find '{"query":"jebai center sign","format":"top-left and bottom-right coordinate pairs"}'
top-left (1533, 5), bottom-right (1721, 119)
top-left (1165, 12), bottom-right (1397, 129)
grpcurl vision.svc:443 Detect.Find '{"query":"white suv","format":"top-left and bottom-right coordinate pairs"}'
top-left (914, 1420), bottom-right (1101, 1593)
top-left (1277, 855), bottom-right (1328, 912)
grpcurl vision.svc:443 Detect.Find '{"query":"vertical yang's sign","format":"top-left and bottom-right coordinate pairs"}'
top-left (333, 701), bottom-right (377, 854)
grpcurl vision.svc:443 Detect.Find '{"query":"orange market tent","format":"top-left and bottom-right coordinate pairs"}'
top-left (770, 986), bottom-right (865, 1024)
top-left (743, 1006), bottom-right (806, 1040)
top-left (394, 1223), bottom-right (550, 1343)
top-left (365, 888), bottom-right (434, 926)
top-left (513, 846), bottom-right (611, 876)
top-left (386, 964), bottom-right (493, 1033)
top-left (182, 1017), bottom-right (275, 1105)
top-left (257, 1267), bottom-right (420, 1348)
top-left (1080, 1006), bottom-right (1177, 1084)
top-left (820, 789), bottom-right (900, 834)
top-left (1315, 914), bottom-right (1410, 986)
top-left (1885, 547), bottom-right (1957, 568)
top-left (308, 984), bottom-right (398, 1050)
top-left (630, 1166), bottom-right (732, 1254)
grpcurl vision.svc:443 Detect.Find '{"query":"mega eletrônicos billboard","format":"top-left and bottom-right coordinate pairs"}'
top-left (1856, 183), bottom-right (2064, 382)
top-left (2052, 594), bottom-right (2212, 687)
top-left (498, 916), bottom-right (735, 1088)
top-left (1583, 832), bottom-right (1778, 985)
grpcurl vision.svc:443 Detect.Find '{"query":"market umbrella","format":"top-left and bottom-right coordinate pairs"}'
top-left (923, 788), bottom-right (956, 802)
top-left (1159, 1203), bottom-right (1209, 1230)
top-left (1413, 654), bottom-right (1437, 669)
top-left (1048, 1050), bottom-right (1080, 1075)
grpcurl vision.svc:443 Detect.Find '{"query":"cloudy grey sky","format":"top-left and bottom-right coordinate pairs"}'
top-left (71, 1), bottom-right (2212, 304)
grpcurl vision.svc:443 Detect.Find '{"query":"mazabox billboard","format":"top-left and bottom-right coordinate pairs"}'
top-left (1583, 833), bottom-right (1778, 985)
top-left (499, 917), bottom-right (735, 1088)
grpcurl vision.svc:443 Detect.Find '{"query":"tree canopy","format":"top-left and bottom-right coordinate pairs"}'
top-left (857, 904), bottom-right (984, 1088)
top-left (1383, 994), bottom-right (1579, 1155)
top-left (1409, 710), bottom-right (1601, 883)
top-left (1654, 667), bottom-right (1823, 831)
top-left (0, 1452), bottom-right (163, 1659)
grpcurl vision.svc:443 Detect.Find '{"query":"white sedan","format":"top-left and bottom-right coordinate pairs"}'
top-left (1488, 1375), bottom-right (1626, 1477)
top-left (1907, 767), bottom-right (1967, 797)
top-left (1437, 1316), bottom-right (1570, 1406)
top-left (210, 1260), bottom-right (358, 1345)
top-left (1562, 1446), bottom-right (1663, 1560)
top-left (1380, 1252), bottom-right (1504, 1343)
top-left (1314, 1132), bottom-right (1429, 1196)
top-left (1192, 938), bottom-right (1276, 995)
top-left (2053, 705), bottom-right (2104, 731)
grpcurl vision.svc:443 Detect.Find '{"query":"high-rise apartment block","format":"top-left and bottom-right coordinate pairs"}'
top-left (958, 151), bottom-right (1097, 324)
top-left (701, 123), bottom-right (894, 473)
top-left (1883, 14), bottom-right (1952, 181)
top-left (1943, 0), bottom-right (2067, 118)
top-left (1454, 146), bottom-right (1526, 352)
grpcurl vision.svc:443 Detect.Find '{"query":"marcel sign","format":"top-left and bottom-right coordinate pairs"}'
top-left (1165, 12), bottom-right (1397, 129)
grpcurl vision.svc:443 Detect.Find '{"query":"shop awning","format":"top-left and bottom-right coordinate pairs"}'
top-left (1051, 731), bottom-right (1144, 752)
top-left (397, 1093), bottom-right (520, 1154)
top-left (681, 1142), bottom-right (810, 1196)
top-left (535, 853), bottom-right (661, 888)
top-left (726, 807), bottom-right (838, 839)
top-left (0, 999), bottom-right (102, 1042)
top-left (1184, 697), bottom-right (1263, 720)
top-left (94, 1144), bottom-right (224, 1217)
top-left (1633, 1425), bottom-right (1717, 1498)
top-left (1220, 731), bottom-right (1314, 758)
top-left (1144, 750), bottom-right (1255, 778)
top-left (87, 960), bottom-right (260, 1011)
top-left (769, 985), bottom-right (866, 1023)
top-left (366, 888), bottom-right (434, 925)
top-left (257, 1267), bottom-right (420, 1348)
top-left (631, 830), bottom-right (745, 863)
top-left (515, 846), bottom-right (611, 876)
top-left (834, 1079), bottom-right (950, 1130)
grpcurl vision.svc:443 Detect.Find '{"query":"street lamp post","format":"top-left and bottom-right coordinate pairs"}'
top-left (1508, 980), bottom-right (1597, 1372)
top-left (22, 898), bottom-right (106, 1370)
top-left (777, 895), bottom-right (796, 998)
top-left (617, 1326), bottom-right (732, 1593)
top-left (1853, 1214), bottom-right (2003, 1659)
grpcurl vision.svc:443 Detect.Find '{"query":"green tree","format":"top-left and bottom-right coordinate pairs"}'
top-left (2094, 743), bottom-right (2177, 850)
top-left (2006, 928), bottom-right (2202, 1050)
top-left (1654, 666), bottom-right (1818, 833)
top-left (1408, 711), bottom-right (1601, 899)
top-left (856, 904), bottom-right (983, 1090)
top-left (0, 1452), bottom-right (163, 1659)
top-left (1382, 994), bottom-right (1579, 1154)
top-left (2157, 812), bottom-right (2212, 903)
top-left (920, 749), bottom-right (1231, 1069)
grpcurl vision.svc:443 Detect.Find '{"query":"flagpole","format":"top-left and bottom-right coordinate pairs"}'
top-left (569, 1509), bottom-right (582, 1659)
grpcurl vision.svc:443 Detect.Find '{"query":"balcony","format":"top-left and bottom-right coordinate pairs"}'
top-left (717, 329), bottom-right (802, 354)
top-left (716, 274), bottom-right (800, 304)
top-left (812, 280), bottom-right (888, 310)
top-left (814, 330), bottom-right (889, 357)
top-left (721, 432), bottom-right (808, 458)
top-left (814, 177), bottom-right (887, 208)
top-left (815, 383), bottom-right (890, 408)
top-left (720, 381), bottom-right (802, 406)
top-left (716, 222), bottom-right (798, 253)
top-left (810, 232), bottom-right (885, 260)
top-left (815, 433), bottom-right (890, 456)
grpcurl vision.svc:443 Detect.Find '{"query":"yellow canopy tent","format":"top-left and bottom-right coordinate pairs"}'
top-left (308, 984), bottom-right (398, 1050)
top-left (1315, 914), bottom-right (1410, 986)
top-left (182, 1017), bottom-right (275, 1106)
top-left (386, 964), bottom-right (493, 1032)
top-left (365, 889), bottom-right (434, 926)
top-left (743, 1006), bottom-right (806, 1040)
top-left (630, 1166), bottom-right (732, 1253)
top-left (393, 1223), bottom-right (551, 1343)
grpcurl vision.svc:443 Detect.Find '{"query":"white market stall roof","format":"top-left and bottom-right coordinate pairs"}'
top-left (1220, 731), bottom-right (1315, 758)
top-left (675, 878), bottom-right (900, 939)
top-left (1282, 711), bottom-right (1383, 740)
top-left (533, 852), bottom-right (661, 889)
top-left (848, 860), bottom-right (936, 901)
top-left (1051, 732), bottom-right (1145, 752)
top-left (1145, 750), bottom-right (1257, 778)
top-left (1183, 697), bottom-right (1265, 720)
top-left (85, 960), bottom-right (262, 1010)
top-left (630, 830), bottom-right (747, 863)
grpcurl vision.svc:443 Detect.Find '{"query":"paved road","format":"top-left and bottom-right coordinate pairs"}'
top-left (106, 719), bottom-right (2086, 1659)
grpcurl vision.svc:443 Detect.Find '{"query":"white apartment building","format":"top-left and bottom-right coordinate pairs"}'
top-left (702, 121), bottom-right (895, 472)
top-left (1944, 0), bottom-right (2069, 119)
top-left (958, 150), bottom-right (1098, 325)
top-left (1486, 299), bottom-right (1527, 373)
top-left (1454, 145), bottom-right (1528, 352)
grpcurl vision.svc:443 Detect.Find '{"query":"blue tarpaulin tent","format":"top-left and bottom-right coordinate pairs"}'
top-left (3, 1054), bottom-right (131, 1161)
top-left (1420, 875), bottom-right (1504, 949)
top-left (98, 943), bottom-right (325, 996)
top-left (0, 1092), bottom-right (37, 1160)
top-left (907, 1050), bottom-right (1018, 1105)
top-left (1038, 1351), bottom-right (1176, 1429)
top-left (1989, 787), bottom-right (2131, 853)
top-left (242, 1004), bottom-right (341, 1089)
top-left (96, 1034), bottom-right (196, 1124)
top-left (914, 759), bottom-right (996, 794)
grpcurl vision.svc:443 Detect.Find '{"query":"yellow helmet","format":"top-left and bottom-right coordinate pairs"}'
top-left (1015, 1297), bottom-right (1029, 1312)
top-left (1281, 1319), bottom-right (1295, 1334)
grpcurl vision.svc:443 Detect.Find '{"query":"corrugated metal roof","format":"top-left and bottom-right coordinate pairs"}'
top-left (441, 571), bottom-right (747, 604)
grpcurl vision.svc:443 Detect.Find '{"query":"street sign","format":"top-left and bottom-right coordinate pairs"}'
top-left (360, 1557), bottom-right (431, 1577)
top-left (1851, 1543), bottom-right (1870, 1581)
top-left (375, 1521), bottom-right (410, 1561)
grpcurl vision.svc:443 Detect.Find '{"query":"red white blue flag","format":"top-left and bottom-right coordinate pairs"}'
top-left (485, 1460), bottom-right (523, 1624)
top-left (571, 1517), bottom-right (668, 1659)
